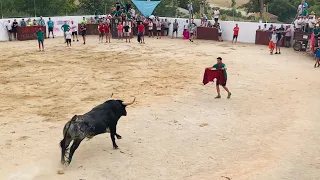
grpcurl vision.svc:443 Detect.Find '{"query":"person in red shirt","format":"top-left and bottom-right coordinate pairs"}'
top-left (104, 23), bottom-right (111, 43)
top-left (137, 22), bottom-right (145, 44)
top-left (232, 24), bottom-right (239, 44)
top-left (98, 22), bottom-right (105, 43)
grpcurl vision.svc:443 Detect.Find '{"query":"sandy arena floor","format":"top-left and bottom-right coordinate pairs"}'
top-left (0, 36), bottom-right (320, 180)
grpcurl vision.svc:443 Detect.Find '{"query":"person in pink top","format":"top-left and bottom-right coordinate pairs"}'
top-left (285, 25), bottom-right (291, 47)
top-left (117, 22), bottom-right (123, 40)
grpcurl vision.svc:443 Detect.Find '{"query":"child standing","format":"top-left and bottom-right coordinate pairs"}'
top-left (138, 22), bottom-right (145, 44)
top-left (117, 22), bottom-right (123, 40)
top-left (314, 48), bottom-right (320, 68)
top-left (65, 28), bottom-right (72, 48)
top-left (35, 28), bottom-right (44, 51)
top-left (105, 23), bottom-right (111, 43)
top-left (98, 22), bottom-right (105, 43)
top-left (269, 30), bottom-right (278, 55)
top-left (123, 20), bottom-right (131, 43)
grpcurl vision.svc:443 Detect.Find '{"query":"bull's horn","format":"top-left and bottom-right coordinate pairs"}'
top-left (110, 93), bottom-right (113, 98)
top-left (122, 97), bottom-right (136, 106)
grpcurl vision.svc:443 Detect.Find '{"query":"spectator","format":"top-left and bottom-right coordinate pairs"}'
top-left (184, 19), bottom-right (189, 31)
top-left (275, 29), bottom-right (283, 54)
top-left (257, 25), bottom-right (262, 31)
top-left (213, 7), bottom-right (220, 23)
top-left (201, 14), bottom-right (207, 26)
top-left (130, 8), bottom-right (136, 17)
top-left (35, 27), bottom-right (45, 51)
top-left (268, 24), bottom-right (274, 31)
top-left (33, 19), bottom-right (38, 26)
top-left (137, 21), bottom-right (145, 44)
top-left (207, 21), bottom-right (212, 28)
top-left (188, 2), bottom-right (194, 19)
top-left (285, 25), bottom-right (291, 48)
top-left (148, 19), bottom-right (154, 38)
top-left (80, 22), bottom-right (87, 44)
top-left (302, 16), bottom-right (308, 32)
top-left (5, 20), bottom-right (12, 41)
top-left (232, 24), bottom-right (239, 44)
top-left (81, 17), bottom-right (87, 24)
top-left (70, 21), bottom-right (79, 42)
top-left (263, 24), bottom-right (268, 31)
top-left (172, 19), bottom-right (178, 39)
top-left (156, 19), bottom-right (162, 39)
top-left (294, 16), bottom-right (302, 31)
top-left (302, 7), bottom-right (308, 17)
top-left (12, 19), bottom-right (18, 40)
top-left (47, 18), bottom-right (54, 38)
top-left (39, 16), bottom-right (45, 26)
top-left (123, 19), bottom-right (131, 43)
top-left (278, 24), bottom-right (285, 31)
top-left (309, 15), bottom-right (316, 32)
top-left (20, 19), bottom-right (27, 27)
top-left (163, 19), bottom-right (171, 36)
top-left (61, 21), bottom-right (70, 43)
top-left (297, 3), bottom-right (303, 16)
top-left (217, 23), bottom-right (223, 42)
top-left (27, 18), bottom-right (33, 26)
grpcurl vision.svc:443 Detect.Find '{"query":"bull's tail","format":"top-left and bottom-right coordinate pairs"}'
top-left (60, 115), bottom-right (77, 164)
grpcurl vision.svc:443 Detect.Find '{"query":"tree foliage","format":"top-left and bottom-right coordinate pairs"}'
top-left (241, 0), bottom-right (320, 23)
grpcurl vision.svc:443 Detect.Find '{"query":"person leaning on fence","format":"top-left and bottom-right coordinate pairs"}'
top-left (5, 20), bottom-right (12, 41)
top-left (20, 19), bottom-right (27, 27)
top-left (39, 16), bottom-right (45, 26)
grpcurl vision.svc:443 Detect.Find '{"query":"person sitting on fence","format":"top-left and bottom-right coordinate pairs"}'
top-left (268, 24), bottom-right (274, 31)
top-left (201, 14), bottom-right (207, 26)
top-left (33, 19), bottom-right (38, 26)
top-left (294, 16), bottom-right (303, 31)
top-left (302, 16), bottom-right (308, 32)
top-left (20, 19), bottom-right (27, 27)
top-left (309, 15), bottom-right (316, 32)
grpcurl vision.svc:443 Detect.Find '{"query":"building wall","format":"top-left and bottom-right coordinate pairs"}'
top-left (0, 16), bottom-right (292, 43)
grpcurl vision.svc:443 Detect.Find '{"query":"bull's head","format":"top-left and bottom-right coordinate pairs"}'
top-left (119, 97), bottom-right (136, 116)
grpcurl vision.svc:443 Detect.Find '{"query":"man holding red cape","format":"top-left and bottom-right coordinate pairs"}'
top-left (204, 57), bottom-right (232, 99)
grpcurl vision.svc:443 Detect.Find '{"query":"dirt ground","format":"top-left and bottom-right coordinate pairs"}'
top-left (0, 36), bottom-right (320, 180)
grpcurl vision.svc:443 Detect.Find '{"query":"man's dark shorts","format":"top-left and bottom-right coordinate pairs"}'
top-left (214, 18), bottom-right (218, 22)
top-left (216, 79), bottom-right (227, 86)
top-left (285, 36), bottom-right (291, 41)
top-left (139, 32), bottom-right (144, 37)
top-left (173, 28), bottom-right (178, 33)
top-left (72, 31), bottom-right (77, 35)
top-left (38, 39), bottom-right (44, 44)
top-left (82, 31), bottom-right (87, 36)
top-left (49, 27), bottom-right (53, 32)
top-left (233, 35), bottom-right (238, 39)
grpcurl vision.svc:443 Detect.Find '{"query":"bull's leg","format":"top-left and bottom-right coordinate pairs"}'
top-left (67, 138), bottom-right (83, 165)
top-left (115, 133), bottom-right (122, 139)
top-left (60, 137), bottom-right (72, 164)
top-left (109, 125), bottom-right (118, 149)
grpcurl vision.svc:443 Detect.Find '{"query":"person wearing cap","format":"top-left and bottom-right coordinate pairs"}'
top-left (209, 57), bottom-right (231, 99)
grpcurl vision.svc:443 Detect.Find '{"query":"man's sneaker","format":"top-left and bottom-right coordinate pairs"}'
top-left (215, 95), bottom-right (221, 99)
top-left (279, 52), bottom-right (281, 54)
top-left (227, 92), bottom-right (232, 99)
top-left (275, 52), bottom-right (278, 54)
top-left (77, 40), bottom-right (79, 42)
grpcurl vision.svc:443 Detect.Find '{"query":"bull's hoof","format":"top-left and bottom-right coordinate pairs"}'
top-left (113, 146), bottom-right (119, 149)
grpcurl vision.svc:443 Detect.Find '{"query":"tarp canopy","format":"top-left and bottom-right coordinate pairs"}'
top-left (132, 0), bottom-right (161, 17)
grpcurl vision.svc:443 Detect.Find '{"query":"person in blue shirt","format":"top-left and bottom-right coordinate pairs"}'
top-left (314, 47), bottom-right (320, 68)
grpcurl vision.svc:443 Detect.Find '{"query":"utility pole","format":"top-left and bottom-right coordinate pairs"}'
top-left (34, 0), bottom-right (36, 17)
top-left (259, 0), bottom-right (264, 22)
top-left (1, 0), bottom-right (3, 19)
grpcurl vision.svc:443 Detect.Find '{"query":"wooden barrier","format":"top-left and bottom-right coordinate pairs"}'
top-left (293, 31), bottom-right (312, 40)
top-left (196, 27), bottom-right (218, 41)
top-left (17, 26), bottom-right (47, 41)
top-left (255, 31), bottom-right (285, 46)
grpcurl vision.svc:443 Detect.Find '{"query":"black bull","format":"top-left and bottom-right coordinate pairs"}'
top-left (60, 97), bottom-right (135, 165)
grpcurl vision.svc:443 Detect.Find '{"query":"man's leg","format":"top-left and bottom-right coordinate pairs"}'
top-left (222, 86), bottom-right (231, 98)
top-left (215, 84), bottom-right (221, 98)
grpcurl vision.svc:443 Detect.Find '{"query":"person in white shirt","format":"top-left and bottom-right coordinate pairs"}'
top-left (156, 19), bottom-right (162, 39)
top-left (65, 28), bottom-right (72, 48)
top-left (297, 3), bottom-right (303, 16)
top-left (213, 7), bottom-right (220, 23)
top-left (188, 2), bottom-right (193, 19)
top-left (148, 19), bottom-right (153, 38)
top-left (309, 16), bottom-right (316, 32)
top-left (184, 19), bottom-right (189, 30)
top-left (130, 8), bottom-right (135, 17)
top-left (217, 23), bottom-right (223, 42)
top-left (295, 17), bottom-right (303, 31)
top-left (302, 17), bottom-right (308, 32)
top-left (70, 21), bottom-right (79, 42)
top-left (5, 20), bottom-right (12, 41)
top-left (263, 24), bottom-right (268, 31)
